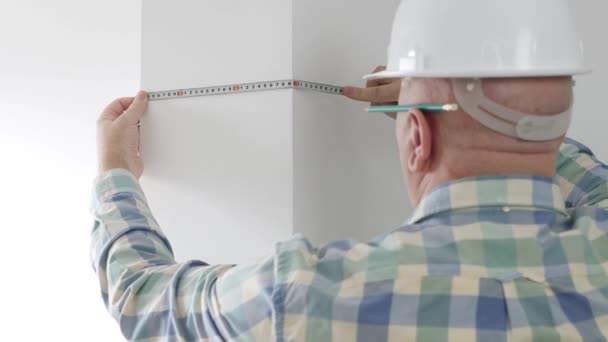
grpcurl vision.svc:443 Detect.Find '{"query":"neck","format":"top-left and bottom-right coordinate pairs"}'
top-left (415, 150), bottom-right (558, 205)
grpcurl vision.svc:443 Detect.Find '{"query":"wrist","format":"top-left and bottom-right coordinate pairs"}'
top-left (99, 158), bottom-right (130, 175)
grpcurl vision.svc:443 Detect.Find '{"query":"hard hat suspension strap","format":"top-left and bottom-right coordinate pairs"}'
top-left (452, 79), bottom-right (572, 141)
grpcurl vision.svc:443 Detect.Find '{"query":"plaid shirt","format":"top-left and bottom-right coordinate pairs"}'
top-left (91, 138), bottom-right (608, 341)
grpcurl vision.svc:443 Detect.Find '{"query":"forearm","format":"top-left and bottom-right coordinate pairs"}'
top-left (557, 138), bottom-right (608, 209)
top-left (90, 169), bottom-right (230, 341)
top-left (92, 95), bottom-right (274, 340)
top-left (90, 169), bottom-right (175, 274)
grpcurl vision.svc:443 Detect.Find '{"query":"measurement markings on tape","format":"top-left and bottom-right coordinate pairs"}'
top-left (148, 80), bottom-right (344, 101)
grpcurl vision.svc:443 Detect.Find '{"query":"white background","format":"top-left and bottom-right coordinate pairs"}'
top-left (0, 0), bottom-right (605, 341)
top-left (0, 1), bottom-right (140, 340)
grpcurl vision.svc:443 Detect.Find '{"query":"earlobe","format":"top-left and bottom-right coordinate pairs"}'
top-left (406, 109), bottom-right (432, 172)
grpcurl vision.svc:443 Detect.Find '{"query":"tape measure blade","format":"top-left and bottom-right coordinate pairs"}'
top-left (148, 79), bottom-right (343, 101)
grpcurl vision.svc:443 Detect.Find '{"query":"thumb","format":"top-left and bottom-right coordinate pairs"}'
top-left (120, 91), bottom-right (148, 125)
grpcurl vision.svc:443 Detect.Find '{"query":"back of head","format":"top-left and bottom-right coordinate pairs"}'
top-left (367, 0), bottom-right (588, 204)
top-left (396, 77), bottom-right (574, 204)
top-left (402, 77), bottom-right (573, 152)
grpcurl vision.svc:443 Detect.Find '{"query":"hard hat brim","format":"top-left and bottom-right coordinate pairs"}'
top-left (363, 68), bottom-right (591, 81)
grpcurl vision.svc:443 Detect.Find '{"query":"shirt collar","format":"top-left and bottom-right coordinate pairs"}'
top-left (408, 175), bottom-right (569, 224)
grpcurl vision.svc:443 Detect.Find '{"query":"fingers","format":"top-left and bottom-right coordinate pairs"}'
top-left (372, 65), bottom-right (386, 73)
top-left (119, 91), bottom-right (149, 125)
top-left (366, 66), bottom-right (388, 88)
top-left (343, 65), bottom-right (401, 103)
top-left (137, 124), bottom-right (141, 154)
top-left (366, 77), bottom-right (392, 89)
top-left (343, 82), bottom-right (400, 103)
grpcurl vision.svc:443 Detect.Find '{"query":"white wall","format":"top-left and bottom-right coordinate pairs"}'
top-left (570, 1), bottom-right (608, 160)
top-left (292, 0), bottom-right (407, 244)
top-left (140, 0), bottom-right (408, 265)
top-left (0, 0), bottom-right (606, 340)
top-left (0, 1), bottom-right (140, 340)
top-left (140, 0), bottom-right (296, 264)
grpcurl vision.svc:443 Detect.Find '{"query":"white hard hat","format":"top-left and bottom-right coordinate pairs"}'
top-left (365, 0), bottom-right (589, 80)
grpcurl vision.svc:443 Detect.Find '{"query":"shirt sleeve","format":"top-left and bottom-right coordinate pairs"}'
top-left (557, 138), bottom-right (608, 209)
top-left (90, 169), bottom-right (277, 341)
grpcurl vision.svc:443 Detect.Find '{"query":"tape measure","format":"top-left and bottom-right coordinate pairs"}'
top-left (148, 79), bottom-right (344, 101)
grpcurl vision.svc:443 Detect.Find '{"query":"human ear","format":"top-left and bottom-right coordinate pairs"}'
top-left (405, 109), bottom-right (432, 173)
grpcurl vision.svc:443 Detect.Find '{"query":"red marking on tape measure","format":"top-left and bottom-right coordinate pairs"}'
top-left (233, 85), bottom-right (240, 91)
top-left (177, 91), bottom-right (184, 97)
top-left (294, 81), bottom-right (300, 87)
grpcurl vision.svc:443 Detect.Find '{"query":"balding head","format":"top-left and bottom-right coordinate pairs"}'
top-left (396, 77), bottom-right (573, 205)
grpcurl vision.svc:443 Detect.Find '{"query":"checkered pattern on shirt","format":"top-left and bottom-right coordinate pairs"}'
top-left (90, 139), bottom-right (608, 341)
